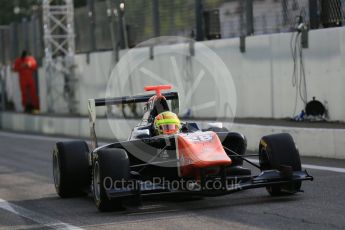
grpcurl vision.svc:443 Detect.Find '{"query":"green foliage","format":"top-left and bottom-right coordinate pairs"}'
top-left (0, 0), bottom-right (87, 25)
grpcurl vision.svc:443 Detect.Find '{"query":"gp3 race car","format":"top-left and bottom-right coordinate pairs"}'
top-left (52, 85), bottom-right (313, 211)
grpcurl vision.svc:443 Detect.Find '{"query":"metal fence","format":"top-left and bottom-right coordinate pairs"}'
top-left (74, 0), bottom-right (197, 51)
top-left (0, 13), bottom-right (43, 65)
top-left (1, 0), bottom-right (345, 65)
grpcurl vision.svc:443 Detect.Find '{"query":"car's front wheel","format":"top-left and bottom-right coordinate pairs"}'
top-left (92, 148), bottom-right (130, 211)
top-left (259, 133), bottom-right (302, 196)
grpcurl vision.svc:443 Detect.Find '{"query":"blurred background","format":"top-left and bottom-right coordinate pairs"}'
top-left (1, 0), bottom-right (344, 59)
top-left (0, 0), bottom-right (321, 59)
top-left (0, 0), bottom-right (344, 121)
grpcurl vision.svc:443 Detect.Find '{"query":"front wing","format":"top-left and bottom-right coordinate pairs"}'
top-left (105, 169), bottom-right (313, 199)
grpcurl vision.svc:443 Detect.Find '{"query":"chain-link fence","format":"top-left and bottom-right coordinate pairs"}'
top-left (203, 0), bottom-right (310, 37)
top-left (320, 0), bottom-right (344, 27)
top-left (1, 0), bottom-right (345, 65)
top-left (0, 13), bottom-right (43, 65)
top-left (74, 0), bottom-right (310, 52)
top-left (74, 0), bottom-right (196, 52)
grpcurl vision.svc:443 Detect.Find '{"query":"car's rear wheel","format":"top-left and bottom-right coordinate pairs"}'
top-left (92, 148), bottom-right (130, 212)
top-left (53, 141), bottom-right (91, 198)
top-left (259, 133), bottom-right (302, 196)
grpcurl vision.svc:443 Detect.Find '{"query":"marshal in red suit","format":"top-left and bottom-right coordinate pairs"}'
top-left (13, 50), bottom-right (39, 112)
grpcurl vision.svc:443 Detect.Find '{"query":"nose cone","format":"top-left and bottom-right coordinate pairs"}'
top-left (177, 131), bottom-right (231, 178)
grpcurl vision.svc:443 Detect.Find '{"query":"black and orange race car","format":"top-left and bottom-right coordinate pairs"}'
top-left (52, 85), bottom-right (313, 211)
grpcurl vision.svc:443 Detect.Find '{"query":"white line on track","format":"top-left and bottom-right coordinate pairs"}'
top-left (0, 198), bottom-right (83, 230)
top-left (301, 164), bottom-right (345, 173)
top-left (249, 159), bottom-right (345, 174)
top-left (1, 130), bottom-right (345, 174)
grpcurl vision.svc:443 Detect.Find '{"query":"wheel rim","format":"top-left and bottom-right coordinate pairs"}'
top-left (93, 161), bottom-right (101, 202)
top-left (53, 149), bottom-right (60, 189)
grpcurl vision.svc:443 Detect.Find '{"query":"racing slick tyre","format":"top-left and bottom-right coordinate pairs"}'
top-left (53, 141), bottom-right (91, 198)
top-left (259, 133), bottom-right (302, 196)
top-left (92, 148), bottom-right (130, 212)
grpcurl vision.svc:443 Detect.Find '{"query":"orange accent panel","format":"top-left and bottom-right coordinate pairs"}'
top-left (177, 132), bottom-right (231, 178)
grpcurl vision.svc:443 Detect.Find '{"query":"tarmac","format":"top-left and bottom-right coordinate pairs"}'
top-left (0, 130), bottom-right (345, 229)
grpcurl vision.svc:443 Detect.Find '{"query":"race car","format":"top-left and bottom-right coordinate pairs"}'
top-left (52, 85), bottom-right (313, 211)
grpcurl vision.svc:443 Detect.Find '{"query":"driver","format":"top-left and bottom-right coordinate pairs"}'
top-left (154, 111), bottom-right (181, 135)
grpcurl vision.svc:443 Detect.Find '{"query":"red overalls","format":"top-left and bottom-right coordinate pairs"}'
top-left (13, 56), bottom-right (39, 110)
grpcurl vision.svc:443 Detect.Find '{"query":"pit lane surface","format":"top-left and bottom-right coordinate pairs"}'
top-left (0, 131), bottom-right (345, 230)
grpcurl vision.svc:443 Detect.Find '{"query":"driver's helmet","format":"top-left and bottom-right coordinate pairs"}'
top-left (154, 111), bottom-right (181, 135)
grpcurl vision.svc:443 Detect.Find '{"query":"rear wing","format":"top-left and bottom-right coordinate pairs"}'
top-left (88, 92), bottom-right (179, 149)
top-left (92, 92), bottom-right (179, 106)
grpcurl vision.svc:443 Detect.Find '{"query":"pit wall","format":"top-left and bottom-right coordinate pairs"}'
top-left (1, 112), bottom-right (345, 159)
top-left (3, 27), bottom-right (345, 121)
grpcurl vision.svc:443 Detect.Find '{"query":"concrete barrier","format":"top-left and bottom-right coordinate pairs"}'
top-left (1, 112), bottom-right (344, 159)
top-left (230, 123), bottom-right (345, 159)
top-left (4, 27), bottom-right (344, 121)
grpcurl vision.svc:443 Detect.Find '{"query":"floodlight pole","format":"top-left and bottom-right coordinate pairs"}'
top-left (42, 0), bottom-right (78, 114)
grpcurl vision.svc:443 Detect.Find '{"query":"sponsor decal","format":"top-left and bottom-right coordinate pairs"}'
top-left (260, 139), bottom-right (267, 149)
top-left (159, 149), bottom-right (170, 159)
top-left (182, 132), bottom-right (213, 143)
